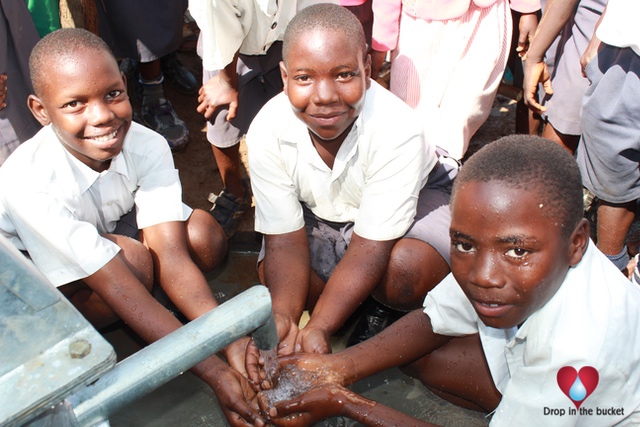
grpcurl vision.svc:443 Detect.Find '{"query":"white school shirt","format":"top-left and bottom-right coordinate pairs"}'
top-left (424, 241), bottom-right (640, 426)
top-left (596, 0), bottom-right (640, 56)
top-left (0, 122), bottom-right (190, 287)
top-left (246, 80), bottom-right (438, 241)
top-left (188, 0), bottom-right (297, 71)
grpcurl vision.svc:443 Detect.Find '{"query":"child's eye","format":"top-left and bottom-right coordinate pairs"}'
top-left (337, 71), bottom-right (356, 80)
top-left (106, 90), bottom-right (124, 101)
top-left (62, 101), bottom-right (81, 110)
top-left (505, 247), bottom-right (529, 259)
top-left (453, 242), bottom-right (475, 253)
top-left (293, 75), bottom-right (311, 82)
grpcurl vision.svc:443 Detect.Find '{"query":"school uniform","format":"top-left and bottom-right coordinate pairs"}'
top-left (576, 0), bottom-right (640, 204)
top-left (189, 0), bottom-right (297, 148)
top-left (371, 0), bottom-right (540, 160)
top-left (0, 122), bottom-right (191, 287)
top-left (424, 241), bottom-right (640, 425)
top-left (247, 81), bottom-right (454, 279)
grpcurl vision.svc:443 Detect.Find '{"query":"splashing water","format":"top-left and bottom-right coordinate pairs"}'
top-left (262, 364), bottom-right (341, 407)
top-left (260, 348), bottom-right (278, 384)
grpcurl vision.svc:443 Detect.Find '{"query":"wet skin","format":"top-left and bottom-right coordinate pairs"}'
top-left (28, 48), bottom-right (132, 173)
top-left (279, 28), bottom-right (371, 166)
top-left (449, 181), bottom-right (588, 329)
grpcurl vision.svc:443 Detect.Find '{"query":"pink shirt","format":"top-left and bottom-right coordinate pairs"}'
top-left (372, 0), bottom-right (540, 51)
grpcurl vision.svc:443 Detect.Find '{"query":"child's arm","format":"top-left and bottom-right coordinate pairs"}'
top-left (296, 233), bottom-right (397, 353)
top-left (268, 383), bottom-right (438, 427)
top-left (522, 0), bottom-right (580, 113)
top-left (84, 251), bottom-right (266, 426)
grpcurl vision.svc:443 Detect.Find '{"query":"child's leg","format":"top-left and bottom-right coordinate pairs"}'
top-left (183, 208), bottom-right (228, 272)
top-left (59, 234), bottom-right (154, 329)
top-left (402, 334), bottom-right (502, 413)
top-left (541, 122), bottom-right (580, 154)
top-left (376, 239), bottom-right (449, 310)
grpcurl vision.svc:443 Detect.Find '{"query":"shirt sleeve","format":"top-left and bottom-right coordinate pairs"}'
top-left (188, 0), bottom-right (249, 70)
top-left (133, 140), bottom-right (190, 229)
top-left (371, 0), bottom-right (402, 51)
top-left (246, 105), bottom-right (305, 235)
top-left (423, 273), bottom-right (480, 336)
top-left (5, 190), bottom-right (120, 287)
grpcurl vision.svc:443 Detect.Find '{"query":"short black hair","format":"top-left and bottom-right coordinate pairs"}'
top-left (452, 135), bottom-right (584, 237)
top-left (29, 28), bottom-right (114, 98)
top-left (282, 3), bottom-right (367, 65)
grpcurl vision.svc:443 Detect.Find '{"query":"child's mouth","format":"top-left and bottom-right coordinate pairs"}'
top-left (85, 128), bottom-right (119, 142)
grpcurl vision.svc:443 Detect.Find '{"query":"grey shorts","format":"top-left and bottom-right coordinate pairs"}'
top-left (257, 162), bottom-right (454, 282)
top-left (577, 44), bottom-right (640, 203)
top-left (204, 42), bottom-right (284, 148)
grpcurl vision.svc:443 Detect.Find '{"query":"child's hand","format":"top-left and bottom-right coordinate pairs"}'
top-left (196, 74), bottom-right (239, 121)
top-left (246, 313), bottom-right (300, 389)
top-left (580, 35), bottom-right (601, 79)
top-left (516, 12), bottom-right (539, 59)
top-left (210, 364), bottom-right (267, 427)
top-left (523, 59), bottom-right (552, 114)
top-left (223, 337), bottom-right (252, 378)
top-left (260, 382), bottom-right (354, 427)
top-left (295, 325), bottom-right (331, 354)
top-left (0, 74), bottom-right (7, 110)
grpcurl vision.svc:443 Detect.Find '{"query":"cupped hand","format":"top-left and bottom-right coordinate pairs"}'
top-left (196, 75), bottom-right (239, 121)
top-left (246, 313), bottom-right (301, 389)
top-left (210, 364), bottom-right (267, 427)
top-left (259, 383), bottom-right (353, 427)
top-left (295, 325), bottom-right (331, 354)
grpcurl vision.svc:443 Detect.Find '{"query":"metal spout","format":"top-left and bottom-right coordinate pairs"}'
top-left (68, 285), bottom-right (276, 426)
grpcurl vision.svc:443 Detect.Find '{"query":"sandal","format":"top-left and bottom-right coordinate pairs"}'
top-left (208, 179), bottom-right (251, 239)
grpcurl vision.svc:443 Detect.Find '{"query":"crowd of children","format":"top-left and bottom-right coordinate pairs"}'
top-left (1, 0), bottom-right (639, 426)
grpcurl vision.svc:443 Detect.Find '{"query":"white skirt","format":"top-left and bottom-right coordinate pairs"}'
top-left (390, 0), bottom-right (512, 159)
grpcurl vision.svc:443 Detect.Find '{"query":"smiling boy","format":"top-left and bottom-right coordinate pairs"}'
top-left (0, 28), bottom-right (268, 427)
top-left (263, 135), bottom-right (640, 426)
top-left (245, 3), bottom-right (456, 355)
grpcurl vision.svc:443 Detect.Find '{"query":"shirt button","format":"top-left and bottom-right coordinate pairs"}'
top-left (271, 22), bottom-right (277, 29)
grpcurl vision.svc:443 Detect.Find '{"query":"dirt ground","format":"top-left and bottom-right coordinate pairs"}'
top-left (163, 30), bottom-right (518, 237)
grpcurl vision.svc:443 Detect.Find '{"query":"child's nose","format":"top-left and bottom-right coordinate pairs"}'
top-left (87, 101), bottom-right (114, 125)
top-left (469, 251), bottom-right (504, 289)
top-left (313, 79), bottom-right (339, 104)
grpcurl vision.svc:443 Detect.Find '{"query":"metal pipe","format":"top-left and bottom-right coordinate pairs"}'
top-left (67, 285), bottom-right (276, 427)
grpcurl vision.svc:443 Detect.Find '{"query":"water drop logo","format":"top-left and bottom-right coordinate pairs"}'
top-left (557, 366), bottom-right (599, 408)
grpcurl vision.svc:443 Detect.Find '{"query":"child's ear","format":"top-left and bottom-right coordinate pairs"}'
top-left (27, 94), bottom-right (51, 126)
top-left (279, 61), bottom-right (288, 94)
top-left (568, 218), bottom-right (590, 267)
top-left (365, 53), bottom-right (372, 89)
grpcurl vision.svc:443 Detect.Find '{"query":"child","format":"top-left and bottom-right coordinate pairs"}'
top-left (576, 0), bottom-right (640, 277)
top-left (188, 0), bottom-right (297, 237)
top-left (262, 136), bottom-right (640, 426)
top-left (369, 0), bottom-right (540, 160)
top-left (523, 0), bottom-right (606, 153)
top-left (0, 29), bottom-right (266, 427)
top-left (245, 3), bottom-right (455, 356)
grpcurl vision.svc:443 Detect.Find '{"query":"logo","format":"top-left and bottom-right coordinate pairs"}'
top-left (557, 366), bottom-right (599, 409)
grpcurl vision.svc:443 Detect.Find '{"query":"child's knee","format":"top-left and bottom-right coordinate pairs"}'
top-left (186, 209), bottom-right (228, 271)
top-left (105, 233), bottom-right (154, 290)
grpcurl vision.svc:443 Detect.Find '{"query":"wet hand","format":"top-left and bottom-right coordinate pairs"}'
top-left (196, 75), bottom-right (238, 121)
top-left (210, 364), bottom-right (268, 427)
top-left (246, 314), bottom-right (300, 390)
top-left (295, 325), bottom-right (331, 354)
top-left (260, 383), bottom-right (352, 427)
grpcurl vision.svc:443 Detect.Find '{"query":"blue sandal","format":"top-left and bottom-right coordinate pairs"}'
top-left (208, 180), bottom-right (251, 239)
